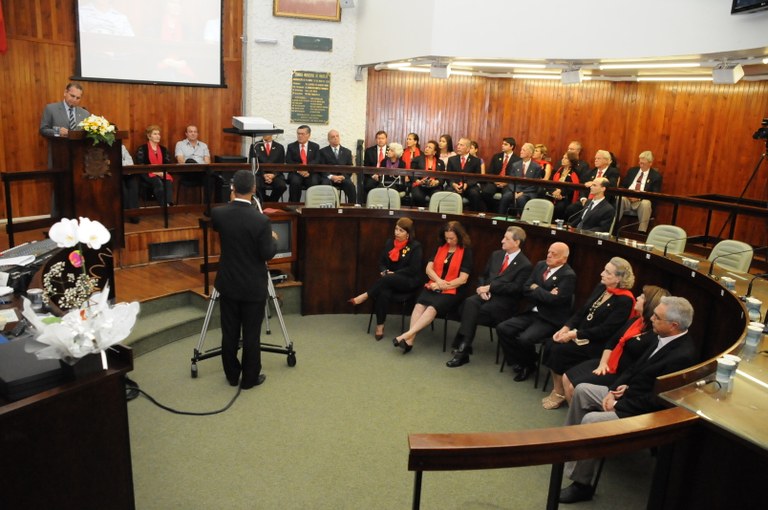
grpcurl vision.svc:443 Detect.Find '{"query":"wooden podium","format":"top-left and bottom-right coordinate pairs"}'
top-left (46, 130), bottom-right (129, 248)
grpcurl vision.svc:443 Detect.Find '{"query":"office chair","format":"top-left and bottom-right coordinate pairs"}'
top-left (708, 239), bottom-right (753, 273)
top-left (428, 191), bottom-right (463, 214)
top-left (646, 225), bottom-right (687, 255)
top-left (520, 198), bottom-right (555, 224)
top-left (366, 187), bottom-right (401, 209)
top-left (304, 185), bottom-right (340, 208)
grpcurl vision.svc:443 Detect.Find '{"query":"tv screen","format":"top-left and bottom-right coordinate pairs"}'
top-left (731, 0), bottom-right (768, 14)
top-left (267, 213), bottom-right (297, 264)
top-left (74, 0), bottom-right (224, 87)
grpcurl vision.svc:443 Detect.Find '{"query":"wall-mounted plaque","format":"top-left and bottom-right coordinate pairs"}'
top-left (290, 71), bottom-right (330, 125)
top-left (274, 0), bottom-right (341, 22)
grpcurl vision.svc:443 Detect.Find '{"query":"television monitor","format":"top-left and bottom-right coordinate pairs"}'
top-left (267, 212), bottom-right (297, 265)
top-left (731, 0), bottom-right (768, 14)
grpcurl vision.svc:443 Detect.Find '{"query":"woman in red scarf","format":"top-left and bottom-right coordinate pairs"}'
top-left (542, 257), bottom-right (635, 409)
top-left (562, 285), bottom-right (670, 404)
top-left (410, 140), bottom-right (446, 207)
top-left (401, 132), bottom-right (422, 169)
top-left (134, 125), bottom-right (174, 206)
top-left (394, 221), bottom-right (473, 353)
top-left (549, 153), bottom-right (581, 220)
top-left (348, 218), bottom-right (423, 340)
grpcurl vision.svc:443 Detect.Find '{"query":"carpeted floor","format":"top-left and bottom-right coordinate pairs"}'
top-left (127, 313), bottom-right (654, 509)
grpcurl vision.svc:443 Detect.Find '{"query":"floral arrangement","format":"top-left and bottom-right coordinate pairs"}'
top-left (22, 217), bottom-right (140, 365)
top-left (79, 114), bottom-right (116, 146)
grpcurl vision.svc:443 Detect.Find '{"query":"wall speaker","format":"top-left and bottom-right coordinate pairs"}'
top-left (712, 64), bottom-right (745, 84)
top-left (430, 64), bottom-right (451, 79)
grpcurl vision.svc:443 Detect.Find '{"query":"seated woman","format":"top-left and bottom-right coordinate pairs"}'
top-left (542, 257), bottom-right (635, 409)
top-left (348, 217), bottom-right (424, 340)
top-left (562, 285), bottom-right (670, 403)
top-left (410, 140), bottom-right (446, 207)
top-left (401, 132), bottom-right (422, 169)
top-left (134, 124), bottom-right (174, 206)
top-left (533, 144), bottom-right (553, 180)
top-left (438, 134), bottom-right (456, 167)
top-left (379, 142), bottom-right (408, 194)
top-left (469, 140), bottom-right (486, 173)
top-left (549, 153), bottom-right (581, 220)
top-left (394, 221), bottom-right (473, 354)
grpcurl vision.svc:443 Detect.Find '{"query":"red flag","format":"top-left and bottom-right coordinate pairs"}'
top-left (0, 0), bottom-right (7, 55)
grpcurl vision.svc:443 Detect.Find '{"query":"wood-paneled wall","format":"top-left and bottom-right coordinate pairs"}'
top-left (366, 70), bottom-right (768, 246)
top-left (0, 0), bottom-right (243, 219)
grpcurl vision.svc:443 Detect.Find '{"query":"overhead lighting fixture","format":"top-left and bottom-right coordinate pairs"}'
top-left (713, 64), bottom-right (745, 84)
top-left (511, 73), bottom-right (560, 80)
top-left (600, 62), bottom-right (701, 70)
top-left (636, 76), bottom-right (712, 82)
top-left (453, 61), bottom-right (547, 69)
top-left (397, 67), bottom-right (430, 73)
top-left (561, 69), bottom-right (584, 84)
top-left (763, 57), bottom-right (768, 64)
top-left (386, 62), bottom-right (411, 68)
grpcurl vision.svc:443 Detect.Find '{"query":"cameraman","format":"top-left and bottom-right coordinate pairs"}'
top-left (212, 170), bottom-right (276, 389)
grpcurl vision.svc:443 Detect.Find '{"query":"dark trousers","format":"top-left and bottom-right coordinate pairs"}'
top-left (452, 294), bottom-right (515, 349)
top-left (497, 312), bottom-right (558, 368)
top-left (141, 174), bottom-right (174, 206)
top-left (257, 173), bottom-right (287, 202)
top-left (411, 184), bottom-right (442, 207)
top-left (480, 182), bottom-right (504, 212)
top-left (498, 190), bottom-right (536, 216)
top-left (287, 172), bottom-right (321, 202)
top-left (220, 295), bottom-right (267, 386)
top-left (323, 177), bottom-right (357, 204)
top-left (368, 273), bottom-right (419, 325)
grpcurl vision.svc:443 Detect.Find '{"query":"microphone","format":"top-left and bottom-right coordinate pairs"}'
top-left (566, 203), bottom-right (589, 226)
top-left (434, 191), bottom-right (456, 214)
top-left (742, 273), bottom-right (768, 300)
top-left (615, 218), bottom-right (654, 240)
top-left (662, 234), bottom-right (703, 257)
top-left (708, 245), bottom-right (768, 277)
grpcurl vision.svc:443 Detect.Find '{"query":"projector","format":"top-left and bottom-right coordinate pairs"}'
top-left (232, 116), bottom-right (275, 131)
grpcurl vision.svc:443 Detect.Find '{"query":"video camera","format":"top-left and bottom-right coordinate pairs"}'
top-left (753, 118), bottom-right (768, 140)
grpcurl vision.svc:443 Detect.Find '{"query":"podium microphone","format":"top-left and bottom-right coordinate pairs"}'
top-left (663, 233), bottom-right (703, 257)
top-left (708, 245), bottom-right (768, 277)
top-left (565, 203), bottom-right (589, 226)
top-left (741, 273), bottom-right (768, 300)
top-left (615, 218), bottom-right (654, 240)
top-left (435, 191), bottom-right (456, 214)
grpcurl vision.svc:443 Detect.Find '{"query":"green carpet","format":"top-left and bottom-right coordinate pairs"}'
top-left (127, 313), bottom-right (654, 509)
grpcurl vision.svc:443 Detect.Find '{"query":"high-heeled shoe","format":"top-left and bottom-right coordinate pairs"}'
top-left (392, 338), bottom-right (401, 347)
top-left (400, 342), bottom-right (413, 354)
top-left (374, 332), bottom-right (384, 341)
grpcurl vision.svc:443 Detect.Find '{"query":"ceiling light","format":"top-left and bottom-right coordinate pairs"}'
top-left (511, 73), bottom-right (561, 80)
top-left (600, 62), bottom-right (701, 70)
top-left (453, 61), bottom-right (546, 69)
top-left (636, 76), bottom-right (712, 82)
top-left (397, 67), bottom-right (430, 73)
top-left (386, 62), bottom-right (411, 68)
top-left (763, 57), bottom-right (768, 64)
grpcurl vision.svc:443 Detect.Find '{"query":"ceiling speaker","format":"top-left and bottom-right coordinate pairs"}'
top-left (712, 64), bottom-right (745, 84)
top-left (430, 64), bottom-right (451, 79)
top-left (561, 69), bottom-right (583, 84)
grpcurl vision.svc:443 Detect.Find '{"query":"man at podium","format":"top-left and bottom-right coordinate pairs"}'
top-left (39, 82), bottom-right (90, 138)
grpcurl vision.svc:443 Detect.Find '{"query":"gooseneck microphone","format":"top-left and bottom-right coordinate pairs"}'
top-left (662, 234), bottom-right (703, 257)
top-left (742, 273), bottom-right (768, 300)
top-left (565, 203), bottom-right (589, 226)
top-left (615, 218), bottom-right (654, 240)
top-left (708, 245), bottom-right (768, 277)
top-left (434, 191), bottom-right (456, 214)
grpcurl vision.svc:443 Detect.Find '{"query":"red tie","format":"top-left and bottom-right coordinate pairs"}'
top-left (522, 161), bottom-right (528, 176)
top-left (378, 147), bottom-right (384, 165)
top-left (461, 156), bottom-right (467, 169)
top-left (499, 254), bottom-right (510, 273)
top-left (634, 171), bottom-right (644, 190)
top-left (265, 142), bottom-right (271, 156)
top-left (500, 155), bottom-right (509, 176)
top-left (543, 267), bottom-right (551, 280)
top-left (300, 144), bottom-right (307, 165)
top-left (597, 168), bottom-right (603, 179)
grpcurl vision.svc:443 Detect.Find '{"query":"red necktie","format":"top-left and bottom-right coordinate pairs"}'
top-left (300, 144), bottom-right (307, 164)
top-left (265, 142), bottom-right (271, 156)
top-left (499, 254), bottom-right (510, 273)
top-left (378, 147), bottom-right (384, 165)
top-left (543, 268), bottom-right (551, 280)
top-left (461, 156), bottom-right (467, 169)
top-left (635, 171), bottom-right (644, 190)
top-left (500, 155), bottom-right (509, 176)
top-left (597, 169), bottom-right (603, 179)
top-left (522, 161), bottom-right (528, 176)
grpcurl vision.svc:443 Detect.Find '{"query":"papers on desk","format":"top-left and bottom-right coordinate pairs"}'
top-left (0, 255), bottom-right (36, 267)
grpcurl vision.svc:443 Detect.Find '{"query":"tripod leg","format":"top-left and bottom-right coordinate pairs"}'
top-left (191, 288), bottom-right (219, 377)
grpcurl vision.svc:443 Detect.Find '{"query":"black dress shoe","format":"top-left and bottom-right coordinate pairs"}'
top-left (511, 363), bottom-right (523, 373)
top-left (400, 342), bottom-right (413, 354)
top-left (446, 353), bottom-right (470, 367)
top-left (374, 332), bottom-right (384, 341)
top-left (227, 377), bottom-right (239, 387)
top-left (240, 374), bottom-right (266, 390)
top-left (513, 366), bottom-right (533, 382)
top-left (393, 338), bottom-right (401, 347)
top-left (450, 346), bottom-right (473, 355)
top-left (559, 482), bottom-right (593, 504)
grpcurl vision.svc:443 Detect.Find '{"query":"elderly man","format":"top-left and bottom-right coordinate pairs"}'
top-left (569, 177), bottom-right (615, 232)
top-left (319, 129), bottom-right (356, 204)
top-left (446, 137), bottom-right (483, 210)
top-left (497, 242), bottom-right (577, 381)
top-left (498, 142), bottom-right (544, 216)
top-left (559, 296), bottom-right (696, 504)
top-left (617, 150), bottom-right (663, 233)
top-left (446, 226), bottom-right (532, 367)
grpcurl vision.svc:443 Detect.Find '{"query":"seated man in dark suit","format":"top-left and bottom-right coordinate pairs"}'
top-left (481, 137), bottom-right (521, 212)
top-left (559, 296), bottom-right (696, 504)
top-left (497, 241), bottom-right (577, 381)
top-left (250, 134), bottom-right (287, 202)
top-left (285, 125), bottom-right (321, 202)
top-left (446, 137), bottom-right (483, 211)
top-left (569, 177), bottom-right (615, 232)
top-left (446, 226), bottom-right (532, 367)
top-left (318, 129), bottom-right (356, 204)
top-left (617, 150), bottom-right (662, 233)
top-left (566, 149), bottom-right (621, 219)
top-left (362, 130), bottom-right (388, 201)
top-left (498, 143), bottom-right (544, 216)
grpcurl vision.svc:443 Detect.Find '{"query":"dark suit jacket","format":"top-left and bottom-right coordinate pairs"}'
top-left (508, 159), bottom-right (544, 194)
top-left (378, 239), bottom-right (424, 281)
top-left (487, 151), bottom-right (521, 176)
top-left (574, 198), bottom-right (615, 232)
top-left (319, 145), bottom-right (354, 179)
top-left (39, 102), bottom-right (90, 136)
top-left (411, 155), bottom-right (446, 171)
top-left (475, 249), bottom-right (533, 316)
top-left (522, 260), bottom-right (577, 326)
top-left (285, 140), bottom-right (320, 165)
top-left (620, 167), bottom-right (662, 194)
top-left (134, 143), bottom-right (173, 165)
top-left (578, 165), bottom-right (621, 201)
top-left (612, 331), bottom-right (696, 417)
top-left (566, 284), bottom-right (634, 345)
top-left (363, 145), bottom-right (387, 167)
top-left (250, 140), bottom-right (286, 165)
top-left (446, 154), bottom-right (482, 188)
top-left (212, 200), bottom-right (277, 302)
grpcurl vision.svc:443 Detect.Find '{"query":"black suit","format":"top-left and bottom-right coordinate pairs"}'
top-left (133, 143), bottom-right (174, 206)
top-left (480, 151), bottom-right (520, 211)
top-left (368, 239), bottom-right (424, 325)
top-left (410, 156), bottom-right (446, 207)
top-left (362, 144), bottom-right (387, 201)
top-left (319, 144), bottom-right (356, 203)
top-left (618, 167), bottom-right (663, 232)
top-left (498, 159), bottom-right (544, 215)
top-left (576, 166), bottom-right (620, 202)
top-left (451, 250), bottom-right (532, 349)
top-left (498, 261), bottom-right (577, 368)
top-left (212, 200), bottom-right (277, 387)
top-left (572, 198), bottom-right (615, 232)
top-left (446, 154), bottom-right (483, 210)
top-left (250, 140), bottom-right (287, 202)
top-left (285, 140), bottom-right (321, 202)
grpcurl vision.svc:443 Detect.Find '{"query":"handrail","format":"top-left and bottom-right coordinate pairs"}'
top-left (408, 407), bottom-right (698, 509)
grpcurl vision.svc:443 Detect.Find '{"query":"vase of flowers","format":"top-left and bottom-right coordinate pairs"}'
top-left (79, 114), bottom-right (116, 146)
top-left (22, 217), bottom-right (140, 373)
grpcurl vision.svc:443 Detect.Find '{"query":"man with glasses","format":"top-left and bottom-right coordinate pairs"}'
top-left (558, 296), bottom-right (696, 504)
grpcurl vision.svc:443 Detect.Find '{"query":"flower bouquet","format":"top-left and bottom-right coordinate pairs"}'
top-left (79, 114), bottom-right (116, 146)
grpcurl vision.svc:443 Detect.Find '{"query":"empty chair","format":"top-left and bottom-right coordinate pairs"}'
top-left (646, 225), bottom-right (687, 255)
top-left (366, 187), bottom-right (401, 209)
top-left (708, 239), bottom-right (753, 273)
top-left (520, 198), bottom-right (555, 224)
top-left (428, 191), bottom-right (463, 214)
top-left (304, 185), bottom-right (339, 208)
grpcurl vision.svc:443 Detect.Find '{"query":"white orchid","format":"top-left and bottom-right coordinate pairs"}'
top-left (48, 217), bottom-right (81, 248)
top-left (77, 217), bottom-right (111, 249)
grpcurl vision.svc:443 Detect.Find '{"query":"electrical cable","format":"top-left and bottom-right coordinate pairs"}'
top-left (123, 376), bottom-right (241, 416)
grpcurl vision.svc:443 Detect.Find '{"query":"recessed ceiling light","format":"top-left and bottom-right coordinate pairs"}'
top-left (397, 67), bottom-right (430, 73)
top-left (636, 76), bottom-right (712, 82)
top-left (453, 61), bottom-right (547, 69)
top-left (600, 62), bottom-right (701, 70)
top-left (511, 73), bottom-right (560, 80)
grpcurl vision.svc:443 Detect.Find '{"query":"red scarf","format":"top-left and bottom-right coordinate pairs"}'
top-left (427, 244), bottom-right (464, 295)
top-left (388, 239), bottom-right (408, 262)
top-left (606, 287), bottom-right (635, 302)
top-left (606, 315), bottom-right (643, 373)
top-left (402, 147), bottom-right (421, 169)
top-left (147, 144), bottom-right (173, 181)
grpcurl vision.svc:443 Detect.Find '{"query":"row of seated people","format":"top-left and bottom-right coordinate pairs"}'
top-left (348, 218), bottom-right (696, 504)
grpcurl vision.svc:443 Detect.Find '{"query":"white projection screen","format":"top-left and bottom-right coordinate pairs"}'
top-left (75, 0), bottom-right (224, 87)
